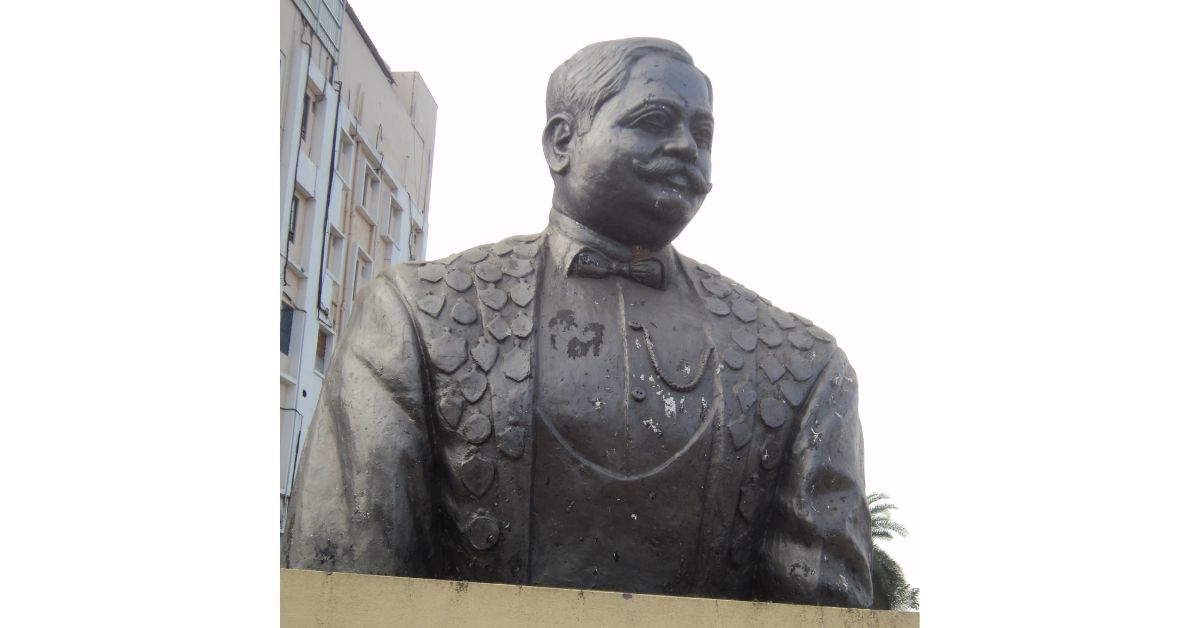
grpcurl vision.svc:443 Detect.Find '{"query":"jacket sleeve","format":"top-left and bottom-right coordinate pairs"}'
top-left (282, 270), bottom-right (435, 576)
top-left (755, 347), bottom-right (873, 608)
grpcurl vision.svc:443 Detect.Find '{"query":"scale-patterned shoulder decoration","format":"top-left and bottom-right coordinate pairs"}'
top-left (393, 232), bottom-right (544, 580)
top-left (683, 256), bottom-right (841, 572)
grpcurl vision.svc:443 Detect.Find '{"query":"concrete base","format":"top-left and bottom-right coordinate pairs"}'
top-left (281, 568), bottom-right (919, 627)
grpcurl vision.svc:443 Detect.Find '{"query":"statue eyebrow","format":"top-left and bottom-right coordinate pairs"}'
top-left (620, 100), bottom-right (678, 118)
top-left (620, 99), bottom-right (713, 124)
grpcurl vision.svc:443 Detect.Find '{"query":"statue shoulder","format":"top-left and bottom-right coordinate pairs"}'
top-left (372, 232), bottom-right (547, 343)
top-left (677, 252), bottom-right (842, 376)
top-left (380, 232), bottom-right (547, 294)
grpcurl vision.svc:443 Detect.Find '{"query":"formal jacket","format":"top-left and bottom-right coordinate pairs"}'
top-left (282, 223), bottom-right (873, 608)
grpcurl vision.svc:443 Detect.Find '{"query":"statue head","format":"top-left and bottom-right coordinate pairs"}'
top-left (544, 38), bottom-right (714, 251)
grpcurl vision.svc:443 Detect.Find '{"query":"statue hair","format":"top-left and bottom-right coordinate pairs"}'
top-left (546, 37), bottom-right (712, 134)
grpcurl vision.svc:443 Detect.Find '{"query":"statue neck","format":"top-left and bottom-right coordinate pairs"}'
top-left (547, 209), bottom-right (669, 263)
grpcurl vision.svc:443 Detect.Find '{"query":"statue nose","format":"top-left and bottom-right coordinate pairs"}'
top-left (663, 126), bottom-right (699, 162)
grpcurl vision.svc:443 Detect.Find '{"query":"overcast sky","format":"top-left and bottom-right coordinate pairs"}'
top-left (348, 0), bottom-right (922, 585)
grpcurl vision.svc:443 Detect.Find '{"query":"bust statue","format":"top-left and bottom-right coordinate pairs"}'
top-left (283, 37), bottom-right (873, 608)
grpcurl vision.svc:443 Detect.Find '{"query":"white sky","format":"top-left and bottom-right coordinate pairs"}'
top-left (350, 0), bottom-right (922, 584)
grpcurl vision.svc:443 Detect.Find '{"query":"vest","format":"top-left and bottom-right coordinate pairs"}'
top-left (392, 231), bottom-right (840, 595)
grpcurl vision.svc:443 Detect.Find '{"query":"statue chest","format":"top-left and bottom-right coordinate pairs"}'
top-left (534, 275), bottom-right (717, 474)
top-left (526, 275), bottom-right (718, 593)
top-left (415, 243), bottom-right (826, 591)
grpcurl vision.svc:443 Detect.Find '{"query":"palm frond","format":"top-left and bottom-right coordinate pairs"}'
top-left (871, 544), bottom-right (917, 611)
top-left (867, 490), bottom-right (917, 611)
top-left (876, 520), bottom-right (909, 538)
top-left (866, 492), bottom-right (890, 505)
top-left (870, 502), bottom-right (898, 516)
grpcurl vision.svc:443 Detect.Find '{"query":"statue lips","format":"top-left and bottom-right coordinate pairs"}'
top-left (666, 172), bottom-right (692, 191)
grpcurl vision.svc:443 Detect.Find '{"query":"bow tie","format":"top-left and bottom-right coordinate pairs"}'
top-left (568, 248), bottom-right (665, 290)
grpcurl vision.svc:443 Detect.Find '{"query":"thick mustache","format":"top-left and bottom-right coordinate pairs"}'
top-left (632, 158), bottom-right (713, 194)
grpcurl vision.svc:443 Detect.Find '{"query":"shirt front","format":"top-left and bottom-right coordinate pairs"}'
top-left (529, 211), bottom-right (720, 595)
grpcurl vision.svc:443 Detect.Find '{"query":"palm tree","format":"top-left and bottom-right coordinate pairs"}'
top-left (868, 492), bottom-right (919, 611)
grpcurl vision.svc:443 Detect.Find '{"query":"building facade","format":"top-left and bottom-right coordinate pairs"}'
top-left (280, 0), bottom-right (437, 529)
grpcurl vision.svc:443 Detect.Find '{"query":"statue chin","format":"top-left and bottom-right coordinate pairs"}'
top-left (627, 204), bottom-right (702, 249)
top-left (558, 197), bottom-right (702, 251)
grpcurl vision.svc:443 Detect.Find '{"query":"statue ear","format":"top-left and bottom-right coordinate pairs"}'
top-left (542, 113), bottom-right (574, 174)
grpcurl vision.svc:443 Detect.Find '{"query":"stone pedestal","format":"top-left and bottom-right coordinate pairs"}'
top-left (281, 568), bottom-right (919, 627)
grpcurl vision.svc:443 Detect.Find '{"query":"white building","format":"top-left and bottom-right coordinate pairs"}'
top-left (280, 0), bottom-right (437, 529)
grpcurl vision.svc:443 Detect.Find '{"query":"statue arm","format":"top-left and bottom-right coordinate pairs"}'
top-left (283, 270), bottom-right (435, 576)
top-left (755, 347), bottom-right (873, 608)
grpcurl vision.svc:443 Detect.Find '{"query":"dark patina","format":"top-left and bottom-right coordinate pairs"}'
top-left (284, 38), bottom-right (873, 608)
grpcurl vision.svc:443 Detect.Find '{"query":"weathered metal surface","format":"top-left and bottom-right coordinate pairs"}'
top-left (282, 38), bottom-right (872, 610)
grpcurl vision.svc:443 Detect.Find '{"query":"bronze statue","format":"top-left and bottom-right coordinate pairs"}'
top-left (283, 38), bottom-right (872, 608)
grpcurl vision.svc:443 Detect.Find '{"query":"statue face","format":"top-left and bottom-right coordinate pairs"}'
top-left (560, 53), bottom-right (713, 250)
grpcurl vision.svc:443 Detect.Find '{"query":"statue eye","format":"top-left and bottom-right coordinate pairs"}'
top-left (692, 123), bottom-right (714, 149)
top-left (631, 110), bottom-right (671, 132)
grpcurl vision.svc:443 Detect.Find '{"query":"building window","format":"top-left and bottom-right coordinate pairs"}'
top-left (315, 327), bottom-right (332, 374)
top-left (354, 253), bottom-right (372, 297)
top-left (409, 220), bottom-right (423, 260)
top-left (344, 247), bottom-right (374, 327)
top-left (361, 167), bottom-right (380, 219)
top-left (287, 192), bottom-right (309, 268)
top-left (280, 303), bottom-right (296, 354)
top-left (288, 195), bottom-right (300, 243)
top-left (325, 228), bottom-right (345, 276)
top-left (339, 181), bottom-right (353, 230)
top-left (299, 91), bottom-right (319, 159)
top-left (337, 133), bottom-right (354, 182)
top-left (389, 200), bottom-right (404, 242)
